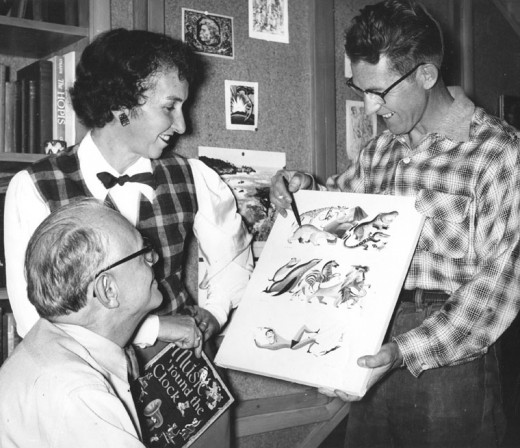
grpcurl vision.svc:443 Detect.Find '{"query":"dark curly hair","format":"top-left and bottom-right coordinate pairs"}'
top-left (345, 0), bottom-right (443, 76)
top-left (70, 28), bottom-right (199, 129)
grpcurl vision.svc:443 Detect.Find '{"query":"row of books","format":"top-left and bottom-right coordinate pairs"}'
top-left (1, 0), bottom-right (83, 27)
top-left (0, 305), bottom-right (21, 365)
top-left (0, 50), bottom-right (76, 154)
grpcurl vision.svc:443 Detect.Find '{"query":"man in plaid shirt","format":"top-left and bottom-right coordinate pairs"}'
top-left (271, 0), bottom-right (520, 446)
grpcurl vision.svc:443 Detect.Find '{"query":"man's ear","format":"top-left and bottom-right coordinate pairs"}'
top-left (418, 63), bottom-right (438, 90)
top-left (93, 273), bottom-right (120, 309)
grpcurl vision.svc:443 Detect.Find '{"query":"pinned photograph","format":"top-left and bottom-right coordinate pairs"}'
top-left (225, 80), bottom-right (258, 131)
top-left (249, 0), bottom-right (289, 43)
top-left (346, 100), bottom-right (377, 162)
top-left (182, 8), bottom-right (234, 59)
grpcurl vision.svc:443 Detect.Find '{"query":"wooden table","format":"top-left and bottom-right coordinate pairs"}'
top-left (227, 370), bottom-right (350, 448)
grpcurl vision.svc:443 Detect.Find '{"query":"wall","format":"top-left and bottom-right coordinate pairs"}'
top-left (137, 0), bottom-right (315, 173)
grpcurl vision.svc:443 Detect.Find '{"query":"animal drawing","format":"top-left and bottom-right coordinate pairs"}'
top-left (268, 257), bottom-right (301, 282)
top-left (292, 260), bottom-right (341, 301)
top-left (333, 265), bottom-right (369, 308)
top-left (343, 211), bottom-right (398, 249)
top-left (288, 224), bottom-right (337, 245)
top-left (264, 258), bottom-right (322, 296)
top-left (344, 231), bottom-right (390, 250)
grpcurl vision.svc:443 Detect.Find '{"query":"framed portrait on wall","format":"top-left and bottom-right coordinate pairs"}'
top-left (182, 8), bottom-right (234, 59)
top-left (249, 0), bottom-right (289, 43)
top-left (224, 80), bottom-right (258, 131)
top-left (346, 100), bottom-right (377, 162)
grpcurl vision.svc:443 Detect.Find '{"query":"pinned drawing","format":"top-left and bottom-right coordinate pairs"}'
top-left (249, 0), bottom-right (289, 43)
top-left (216, 190), bottom-right (425, 397)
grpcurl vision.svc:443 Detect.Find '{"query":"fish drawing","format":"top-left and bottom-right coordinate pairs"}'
top-left (268, 257), bottom-right (301, 282)
top-left (264, 258), bottom-right (322, 296)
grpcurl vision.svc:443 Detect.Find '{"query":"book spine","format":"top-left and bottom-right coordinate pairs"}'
top-left (38, 62), bottom-right (53, 152)
top-left (55, 55), bottom-right (66, 143)
top-left (28, 80), bottom-right (38, 153)
top-left (4, 81), bottom-right (16, 153)
top-left (1, 311), bottom-right (7, 362)
top-left (13, 80), bottom-right (21, 152)
top-left (0, 63), bottom-right (7, 153)
top-left (19, 78), bottom-right (29, 153)
top-left (63, 51), bottom-right (76, 147)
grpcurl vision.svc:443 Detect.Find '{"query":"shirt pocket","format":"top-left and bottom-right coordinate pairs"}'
top-left (415, 189), bottom-right (472, 259)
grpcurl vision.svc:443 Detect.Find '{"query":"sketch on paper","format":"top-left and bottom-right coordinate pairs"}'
top-left (346, 100), bottom-right (377, 162)
top-left (216, 190), bottom-right (424, 397)
top-left (249, 0), bottom-right (289, 43)
top-left (224, 80), bottom-right (258, 131)
top-left (182, 8), bottom-right (234, 59)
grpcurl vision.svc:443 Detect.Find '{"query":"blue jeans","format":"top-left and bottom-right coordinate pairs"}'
top-left (344, 301), bottom-right (506, 448)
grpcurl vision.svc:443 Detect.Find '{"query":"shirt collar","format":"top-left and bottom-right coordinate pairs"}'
top-left (432, 86), bottom-right (475, 143)
top-left (55, 322), bottom-right (128, 383)
top-left (78, 131), bottom-right (155, 203)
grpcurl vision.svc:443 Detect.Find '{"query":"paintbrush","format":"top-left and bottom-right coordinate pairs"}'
top-left (283, 177), bottom-right (302, 227)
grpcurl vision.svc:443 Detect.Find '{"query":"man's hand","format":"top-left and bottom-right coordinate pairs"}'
top-left (270, 170), bottom-right (313, 217)
top-left (157, 314), bottom-right (203, 358)
top-left (186, 306), bottom-right (221, 342)
top-left (318, 342), bottom-right (403, 401)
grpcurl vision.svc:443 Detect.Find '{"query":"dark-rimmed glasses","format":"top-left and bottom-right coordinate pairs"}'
top-left (95, 238), bottom-right (157, 279)
top-left (346, 62), bottom-right (426, 104)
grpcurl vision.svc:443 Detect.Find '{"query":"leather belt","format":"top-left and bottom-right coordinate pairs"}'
top-left (399, 289), bottom-right (449, 304)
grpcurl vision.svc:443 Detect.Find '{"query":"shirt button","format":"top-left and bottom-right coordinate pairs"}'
top-left (402, 157), bottom-right (411, 164)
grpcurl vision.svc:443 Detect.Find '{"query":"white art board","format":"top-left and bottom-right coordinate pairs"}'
top-left (215, 190), bottom-right (425, 397)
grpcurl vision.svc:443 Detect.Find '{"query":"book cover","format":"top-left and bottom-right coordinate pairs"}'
top-left (17, 59), bottom-right (53, 153)
top-left (48, 55), bottom-right (66, 144)
top-left (216, 190), bottom-right (425, 397)
top-left (0, 63), bottom-right (7, 153)
top-left (63, 50), bottom-right (76, 147)
top-left (131, 343), bottom-right (234, 448)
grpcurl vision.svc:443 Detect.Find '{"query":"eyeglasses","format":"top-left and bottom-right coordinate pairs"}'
top-left (346, 63), bottom-right (426, 104)
top-left (95, 238), bottom-right (158, 279)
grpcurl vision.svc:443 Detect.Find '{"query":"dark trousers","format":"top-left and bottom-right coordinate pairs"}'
top-left (345, 300), bottom-right (506, 448)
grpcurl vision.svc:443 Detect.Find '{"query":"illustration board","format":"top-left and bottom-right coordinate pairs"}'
top-left (215, 190), bottom-right (424, 397)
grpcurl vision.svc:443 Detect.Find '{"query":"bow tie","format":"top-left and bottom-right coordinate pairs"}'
top-left (96, 172), bottom-right (157, 190)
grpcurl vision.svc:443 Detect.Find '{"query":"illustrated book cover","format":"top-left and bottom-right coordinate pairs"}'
top-left (132, 343), bottom-right (234, 448)
top-left (215, 190), bottom-right (425, 397)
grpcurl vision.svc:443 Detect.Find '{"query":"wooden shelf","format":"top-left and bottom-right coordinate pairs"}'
top-left (0, 152), bottom-right (45, 163)
top-left (0, 16), bottom-right (88, 58)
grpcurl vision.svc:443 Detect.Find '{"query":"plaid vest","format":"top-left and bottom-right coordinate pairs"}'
top-left (28, 145), bottom-right (197, 315)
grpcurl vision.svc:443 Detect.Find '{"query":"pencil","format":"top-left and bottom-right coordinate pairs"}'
top-left (283, 177), bottom-right (302, 227)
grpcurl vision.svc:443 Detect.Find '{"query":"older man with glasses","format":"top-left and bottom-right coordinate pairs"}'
top-left (0, 198), bottom-right (203, 447)
top-left (271, 0), bottom-right (520, 446)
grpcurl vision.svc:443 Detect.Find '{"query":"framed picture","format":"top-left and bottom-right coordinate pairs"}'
top-left (499, 94), bottom-right (520, 129)
top-left (249, 0), bottom-right (289, 43)
top-left (182, 8), bottom-right (234, 59)
top-left (346, 100), bottom-right (377, 162)
top-left (224, 80), bottom-right (258, 131)
top-left (216, 190), bottom-right (424, 397)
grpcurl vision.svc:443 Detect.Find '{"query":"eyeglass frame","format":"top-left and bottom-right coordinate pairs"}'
top-left (346, 62), bottom-right (426, 103)
top-left (94, 237), bottom-right (156, 279)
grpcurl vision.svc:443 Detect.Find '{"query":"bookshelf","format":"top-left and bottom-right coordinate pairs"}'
top-left (0, 0), bottom-right (112, 363)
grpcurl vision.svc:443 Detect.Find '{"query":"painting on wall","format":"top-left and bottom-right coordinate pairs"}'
top-left (249, 0), bottom-right (289, 43)
top-left (216, 190), bottom-right (424, 397)
top-left (225, 80), bottom-right (258, 131)
top-left (499, 94), bottom-right (520, 130)
top-left (197, 146), bottom-right (285, 307)
top-left (346, 100), bottom-right (377, 162)
top-left (182, 8), bottom-right (234, 59)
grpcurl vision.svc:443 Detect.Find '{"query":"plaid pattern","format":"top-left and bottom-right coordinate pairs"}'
top-left (28, 146), bottom-right (197, 316)
top-left (327, 101), bottom-right (520, 377)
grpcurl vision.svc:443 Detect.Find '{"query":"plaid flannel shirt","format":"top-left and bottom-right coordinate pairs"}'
top-left (326, 88), bottom-right (520, 377)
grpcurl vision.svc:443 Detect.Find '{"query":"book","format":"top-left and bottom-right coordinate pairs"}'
top-left (48, 55), bottom-right (66, 144)
top-left (17, 59), bottom-right (53, 153)
top-left (63, 50), bottom-right (76, 147)
top-left (19, 78), bottom-right (29, 153)
top-left (4, 81), bottom-right (17, 153)
top-left (131, 343), bottom-right (234, 448)
top-left (0, 63), bottom-right (7, 153)
top-left (215, 190), bottom-right (425, 397)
